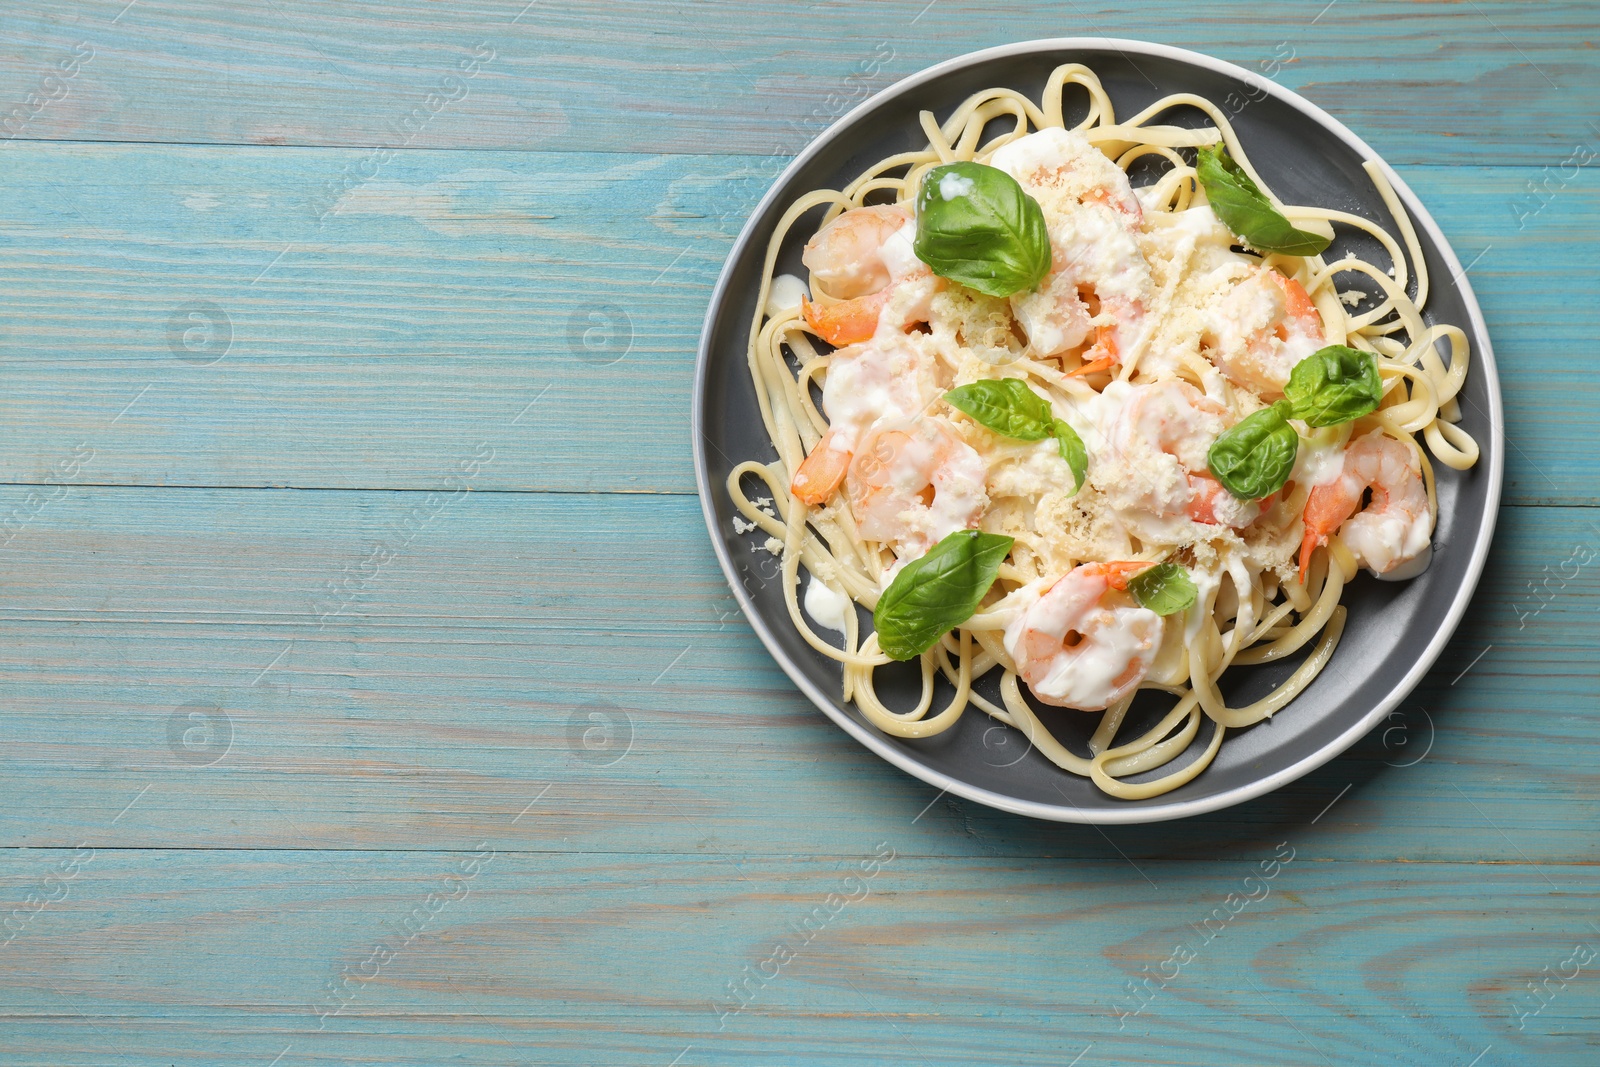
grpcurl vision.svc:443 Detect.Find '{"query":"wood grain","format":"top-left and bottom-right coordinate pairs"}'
top-left (0, 2), bottom-right (1597, 1064)
top-left (0, 489), bottom-right (1591, 864)
top-left (0, 145), bottom-right (1594, 500)
top-left (0, 1), bottom-right (1594, 163)
top-left (2, 852), bottom-right (1597, 1066)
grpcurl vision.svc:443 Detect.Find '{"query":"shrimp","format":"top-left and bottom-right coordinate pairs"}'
top-left (989, 128), bottom-right (1142, 219)
top-left (1003, 562), bottom-right (1165, 711)
top-left (1207, 267), bottom-right (1325, 397)
top-left (1067, 289), bottom-right (1122, 378)
top-left (1104, 381), bottom-right (1265, 531)
top-left (990, 128), bottom-right (1150, 370)
top-left (790, 428), bottom-right (852, 506)
top-left (1298, 429), bottom-right (1431, 583)
top-left (789, 334), bottom-right (947, 506)
top-left (848, 419), bottom-right (988, 561)
top-left (1016, 273), bottom-right (1134, 374)
top-left (800, 205), bottom-right (934, 346)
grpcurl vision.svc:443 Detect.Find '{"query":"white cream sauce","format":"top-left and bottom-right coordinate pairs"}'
top-left (1291, 428), bottom-right (1349, 489)
top-left (765, 273), bottom-right (809, 317)
top-left (1185, 564), bottom-right (1225, 646)
top-left (938, 172), bottom-right (976, 200)
top-left (878, 220), bottom-right (923, 281)
top-left (819, 334), bottom-right (942, 453)
top-left (1372, 542), bottom-right (1432, 581)
top-left (804, 573), bottom-right (852, 633)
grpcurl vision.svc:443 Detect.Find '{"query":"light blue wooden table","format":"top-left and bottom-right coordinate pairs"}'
top-left (0, 3), bottom-right (1596, 1064)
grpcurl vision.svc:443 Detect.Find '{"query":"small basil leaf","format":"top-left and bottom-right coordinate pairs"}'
top-left (944, 379), bottom-right (1054, 440)
top-left (1283, 344), bottom-right (1382, 428)
top-left (873, 530), bottom-right (1014, 661)
top-left (1195, 144), bottom-right (1332, 257)
top-left (1051, 418), bottom-right (1088, 495)
top-left (1207, 401), bottom-right (1300, 500)
top-left (1127, 562), bottom-right (1198, 617)
top-left (914, 161), bottom-right (1052, 298)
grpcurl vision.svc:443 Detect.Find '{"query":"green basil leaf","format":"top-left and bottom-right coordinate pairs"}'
top-left (914, 161), bottom-right (1052, 298)
top-left (873, 530), bottom-right (1014, 661)
top-left (1127, 562), bottom-right (1198, 617)
top-left (1051, 418), bottom-right (1088, 495)
top-left (1195, 144), bottom-right (1332, 257)
top-left (1207, 401), bottom-right (1300, 500)
top-left (944, 379), bottom-right (1054, 440)
top-left (1283, 344), bottom-right (1383, 428)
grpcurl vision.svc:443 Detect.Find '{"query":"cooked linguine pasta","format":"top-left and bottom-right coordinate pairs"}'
top-left (726, 64), bottom-right (1478, 800)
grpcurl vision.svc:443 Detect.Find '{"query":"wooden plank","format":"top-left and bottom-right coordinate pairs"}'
top-left (0, 143), bottom-right (707, 494)
top-left (0, 486), bottom-right (1591, 861)
top-left (0, 143), bottom-right (1592, 500)
top-left (1, 849), bottom-right (1596, 1065)
top-left (0, 1), bottom-right (1594, 164)
top-left (0, 5), bottom-right (1591, 1065)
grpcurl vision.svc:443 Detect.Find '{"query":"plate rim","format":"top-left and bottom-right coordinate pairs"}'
top-left (691, 36), bottom-right (1505, 824)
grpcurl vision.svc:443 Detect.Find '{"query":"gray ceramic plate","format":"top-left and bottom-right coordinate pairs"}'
top-left (693, 39), bottom-right (1503, 824)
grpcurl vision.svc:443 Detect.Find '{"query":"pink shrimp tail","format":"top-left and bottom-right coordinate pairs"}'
top-left (1298, 480), bottom-right (1358, 585)
top-left (802, 291), bottom-right (890, 347)
top-left (1297, 528), bottom-right (1319, 587)
top-left (790, 429), bottom-right (851, 505)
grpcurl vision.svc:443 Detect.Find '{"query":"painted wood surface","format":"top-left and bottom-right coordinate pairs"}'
top-left (1, 2), bottom-right (1598, 1065)
top-left (0, 151), bottom-right (1591, 500)
top-left (3, 853), bottom-right (1598, 1066)
top-left (0, 1), bottom-right (1595, 164)
top-left (0, 490), bottom-right (1594, 865)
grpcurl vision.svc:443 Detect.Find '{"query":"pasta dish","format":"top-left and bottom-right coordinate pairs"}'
top-left (725, 64), bottom-right (1478, 800)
